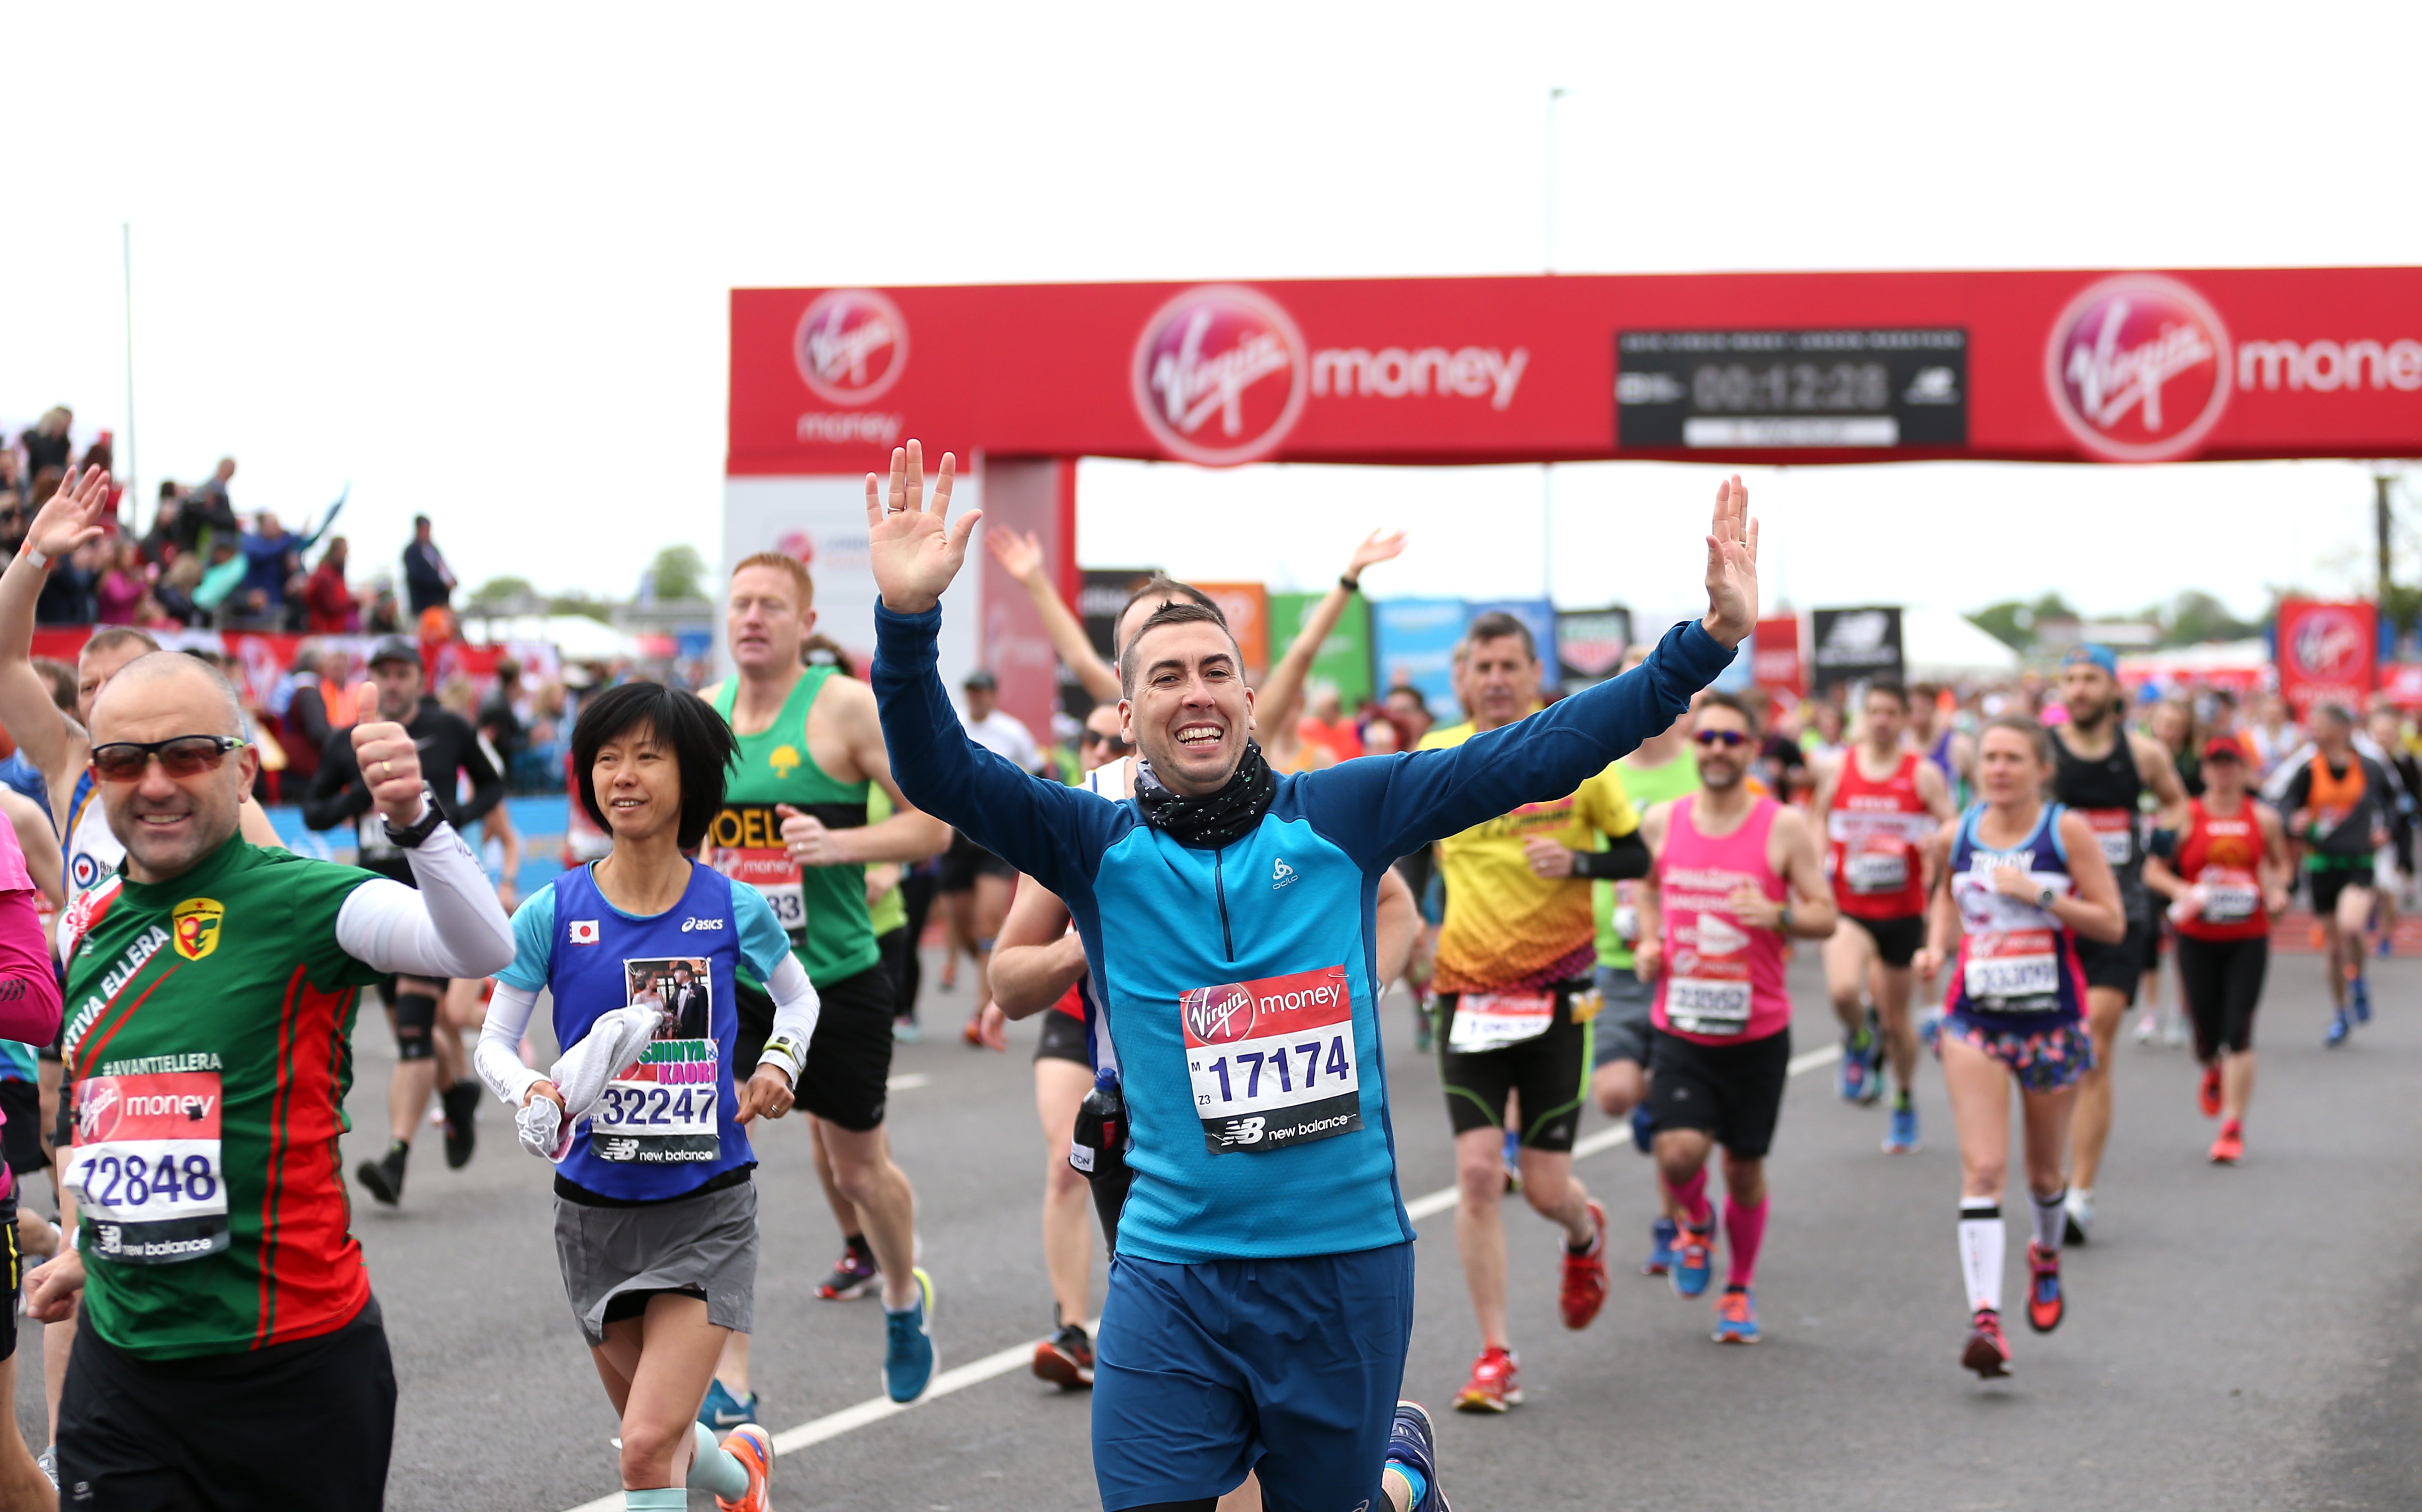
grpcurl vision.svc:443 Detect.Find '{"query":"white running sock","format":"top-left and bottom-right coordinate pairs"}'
top-left (2030, 1188), bottom-right (2068, 1255)
top-left (550, 1005), bottom-right (660, 1124)
top-left (1957, 1199), bottom-right (2004, 1314)
top-left (686, 1422), bottom-right (749, 1499)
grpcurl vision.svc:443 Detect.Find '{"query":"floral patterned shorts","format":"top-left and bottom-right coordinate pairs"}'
top-left (1941, 1014), bottom-right (2096, 1093)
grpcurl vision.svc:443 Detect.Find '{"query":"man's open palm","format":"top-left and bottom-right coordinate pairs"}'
top-left (866, 441), bottom-right (977, 613)
top-left (1701, 475), bottom-right (1760, 647)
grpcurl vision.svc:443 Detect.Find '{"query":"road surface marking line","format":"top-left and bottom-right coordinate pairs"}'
top-left (557, 1041), bottom-right (1851, 1508)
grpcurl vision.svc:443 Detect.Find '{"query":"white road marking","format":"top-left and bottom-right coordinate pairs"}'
top-left (560, 1041), bottom-right (1849, 1509)
top-left (886, 1072), bottom-right (931, 1090)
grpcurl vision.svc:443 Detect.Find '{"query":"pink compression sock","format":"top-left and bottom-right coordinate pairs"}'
top-left (1670, 1167), bottom-right (1712, 1228)
top-left (1725, 1197), bottom-right (1769, 1288)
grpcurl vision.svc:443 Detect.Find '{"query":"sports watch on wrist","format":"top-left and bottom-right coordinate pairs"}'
top-left (2036, 885), bottom-right (2058, 911)
top-left (381, 785), bottom-right (446, 849)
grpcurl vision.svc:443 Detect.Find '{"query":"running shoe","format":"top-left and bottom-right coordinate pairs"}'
top-left (1501, 1129), bottom-right (1521, 1195)
top-left (883, 1268), bottom-right (937, 1403)
top-left (1630, 1103), bottom-right (1653, 1155)
top-left (892, 1017), bottom-right (923, 1043)
top-left (714, 1423), bottom-right (773, 1512)
top-left (1836, 1032), bottom-right (1872, 1103)
top-left (2350, 976), bottom-right (2373, 1023)
top-left (817, 1244), bottom-right (880, 1301)
top-left (1857, 1010), bottom-right (1886, 1105)
top-left (2062, 1190), bottom-right (2093, 1247)
top-left (2198, 1064), bottom-right (2222, 1119)
top-left (1032, 1320), bottom-right (1095, 1389)
top-left (33, 1447), bottom-right (51, 1490)
top-left (698, 1379), bottom-right (760, 1432)
top-left (440, 1080), bottom-right (481, 1170)
top-left (1962, 1308), bottom-right (2011, 1379)
top-left (354, 1146), bottom-right (407, 1208)
top-left (1452, 1346), bottom-right (1520, 1413)
top-left (2325, 1011), bottom-right (2352, 1049)
top-left (1919, 1007), bottom-right (1943, 1053)
top-left (2210, 1120), bottom-right (2245, 1165)
top-left (2132, 1010), bottom-right (2159, 1045)
top-left (1386, 1400), bottom-right (1452, 1511)
top-left (1670, 1215), bottom-right (1716, 1299)
top-left (1713, 1285), bottom-right (1759, 1344)
top-left (960, 1015), bottom-right (984, 1048)
top-left (2380, 932), bottom-right (2395, 959)
top-left (2161, 1015), bottom-right (2190, 1049)
top-left (1883, 1101), bottom-right (1919, 1155)
top-left (2025, 1241), bottom-right (2064, 1334)
top-left (1642, 1216), bottom-right (1677, 1277)
top-left (1559, 1199), bottom-right (1609, 1331)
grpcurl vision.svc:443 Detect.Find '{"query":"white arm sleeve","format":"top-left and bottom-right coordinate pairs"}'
top-left (333, 820), bottom-right (517, 980)
top-left (754, 955), bottom-right (821, 1087)
top-left (476, 982), bottom-right (546, 1108)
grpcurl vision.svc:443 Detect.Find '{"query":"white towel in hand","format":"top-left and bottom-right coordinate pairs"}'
top-left (551, 1005), bottom-right (661, 1128)
top-left (516, 1095), bottom-right (568, 1161)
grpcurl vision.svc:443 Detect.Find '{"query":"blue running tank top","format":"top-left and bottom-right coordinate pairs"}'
top-left (1943, 801), bottom-right (2088, 1031)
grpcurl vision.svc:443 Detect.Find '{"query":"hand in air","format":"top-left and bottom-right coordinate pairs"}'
top-left (865, 441), bottom-right (976, 614)
top-left (984, 526), bottom-right (1048, 587)
top-left (1699, 475), bottom-right (1760, 648)
top-left (25, 467), bottom-right (114, 563)
top-left (1345, 527), bottom-right (1409, 580)
top-left (352, 722), bottom-right (427, 827)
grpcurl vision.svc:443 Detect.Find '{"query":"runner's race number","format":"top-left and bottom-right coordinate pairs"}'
top-left (1181, 965), bottom-right (1363, 1153)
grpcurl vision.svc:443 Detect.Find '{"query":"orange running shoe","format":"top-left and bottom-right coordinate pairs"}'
top-left (715, 1423), bottom-right (774, 1512)
top-left (2210, 1120), bottom-right (2244, 1164)
top-left (1962, 1308), bottom-right (2011, 1378)
top-left (2197, 1063), bottom-right (2222, 1119)
top-left (2025, 1241), bottom-right (2064, 1334)
top-left (1453, 1346), bottom-right (1521, 1413)
top-left (1559, 1199), bottom-right (1609, 1331)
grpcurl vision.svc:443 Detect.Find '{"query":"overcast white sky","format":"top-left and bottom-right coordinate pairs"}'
top-left (4, 3), bottom-right (2414, 621)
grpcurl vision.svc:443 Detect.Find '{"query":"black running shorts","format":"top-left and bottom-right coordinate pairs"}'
top-left (2308, 865), bottom-right (2376, 916)
top-left (2174, 933), bottom-right (2268, 1058)
top-left (56, 1295), bottom-right (395, 1511)
top-left (737, 964), bottom-right (898, 1132)
top-left (0, 1077), bottom-right (43, 1177)
top-left (1034, 1008), bottom-right (1090, 1067)
top-left (1437, 980), bottom-right (1594, 1154)
top-left (1645, 1026), bottom-right (1792, 1161)
top-left (2074, 910), bottom-right (2152, 1003)
top-left (1841, 912), bottom-right (1926, 970)
top-left (937, 830), bottom-right (1016, 892)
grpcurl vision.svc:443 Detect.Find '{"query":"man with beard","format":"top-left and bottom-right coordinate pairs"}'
top-left (2046, 646), bottom-right (2188, 1243)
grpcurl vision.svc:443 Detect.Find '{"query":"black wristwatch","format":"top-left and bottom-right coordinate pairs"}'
top-left (1339, 575), bottom-right (1360, 593)
top-left (381, 785), bottom-right (447, 849)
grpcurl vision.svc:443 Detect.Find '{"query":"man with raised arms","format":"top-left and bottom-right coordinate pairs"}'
top-left (868, 439), bottom-right (1756, 1512)
top-left (697, 551), bottom-right (952, 1415)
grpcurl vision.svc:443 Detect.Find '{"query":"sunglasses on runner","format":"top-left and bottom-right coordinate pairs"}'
top-left (1080, 729), bottom-right (1134, 753)
top-left (1693, 729), bottom-right (1750, 749)
top-left (89, 735), bottom-right (249, 783)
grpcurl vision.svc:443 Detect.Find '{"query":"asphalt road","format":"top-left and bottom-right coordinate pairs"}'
top-left (17, 944), bottom-right (2420, 1511)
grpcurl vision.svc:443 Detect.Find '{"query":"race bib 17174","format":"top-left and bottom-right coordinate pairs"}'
top-left (1181, 965), bottom-right (1362, 1154)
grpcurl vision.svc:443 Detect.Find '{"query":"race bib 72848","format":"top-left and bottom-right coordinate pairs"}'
top-left (70, 1072), bottom-right (229, 1266)
top-left (1181, 965), bottom-right (1362, 1154)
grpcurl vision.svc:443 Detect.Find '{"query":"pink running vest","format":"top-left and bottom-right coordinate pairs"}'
top-left (1652, 794), bottom-right (1791, 1045)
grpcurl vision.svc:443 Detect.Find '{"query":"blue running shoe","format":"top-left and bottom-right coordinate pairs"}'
top-left (1883, 1101), bottom-right (1919, 1155)
top-left (1671, 1217), bottom-right (1715, 1299)
top-left (883, 1268), bottom-right (937, 1403)
top-left (698, 1379), bottom-right (759, 1432)
top-left (1630, 1103), bottom-right (1654, 1155)
top-left (1642, 1216), bottom-right (1678, 1276)
top-left (1713, 1285), bottom-right (1759, 1344)
top-left (2325, 1011), bottom-right (2352, 1048)
top-left (2350, 976), bottom-right (2373, 1023)
top-left (1385, 1399), bottom-right (1451, 1511)
top-left (1836, 1035), bottom-right (1870, 1103)
top-left (1919, 1008), bottom-right (1943, 1054)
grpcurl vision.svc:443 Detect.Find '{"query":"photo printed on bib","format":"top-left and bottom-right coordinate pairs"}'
top-left (591, 956), bottom-right (721, 1163)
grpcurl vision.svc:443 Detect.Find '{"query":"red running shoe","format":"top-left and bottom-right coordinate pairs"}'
top-left (1962, 1308), bottom-right (2012, 1378)
top-left (2210, 1120), bottom-right (2244, 1165)
top-left (1559, 1199), bottom-right (1609, 1331)
top-left (2198, 1063), bottom-right (2222, 1119)
top-left (1453, 1346), bottom-right (1521, 1413)
top-left (2025, 1241), bottom-right (2065, 1334)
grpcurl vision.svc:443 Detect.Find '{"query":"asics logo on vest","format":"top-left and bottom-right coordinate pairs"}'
top-left (680, 917), bottom-right (726, 932)
top-left (1271, 857), bottom-right (1296, 890)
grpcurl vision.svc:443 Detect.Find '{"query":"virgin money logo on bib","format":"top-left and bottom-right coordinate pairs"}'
top-left (794, 289), bottom-right (909, 406)
top-left (1132, 285), bottom-right (1308, 465)
top-left (1181, 982), bottom-right (1258, 1046)
top-left (2044, 273), bottom-right (2232, 462)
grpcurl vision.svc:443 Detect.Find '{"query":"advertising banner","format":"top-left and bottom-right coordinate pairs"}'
top-left (1373, 599), bottom-right (1471, 723)
top-left (1752, 614), bottom-right (1805, 698)
top-left (1809, 606), bottom-right (1905, 696)
top-left (2275, 599), bottom-right (2378, 717)
top-left (1269, 592), bottom-right (1372, 707)
top-left (1554, 607), bottom-right (1632, 693)
top-left (733, 268), bottom-right (2422, 476)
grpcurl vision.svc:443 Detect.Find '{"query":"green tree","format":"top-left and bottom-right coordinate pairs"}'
top-left (2157, 590), bottom-right (2260, 646)
top-left (647, 545), bottom-right (709, 603)
top-left (547, 592), bottom-right (614, 625)
top-left (469, 575), bottom-right (537, 609)
top-left (1968, 593), bottom-right (2077, 651)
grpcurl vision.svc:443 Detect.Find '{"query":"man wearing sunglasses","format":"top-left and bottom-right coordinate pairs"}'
top-left (302, 634), bottom-right (507, 1207)
top-left (26, 649), bottom-right (513, 1510)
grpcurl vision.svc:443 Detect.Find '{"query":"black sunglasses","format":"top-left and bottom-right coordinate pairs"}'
top-left (1693, 729), bottom-right (1751, 749)
top-left (90, 735), bottom-right (249, 783)
top-left (1080, 729), bottom-right (1134, 752)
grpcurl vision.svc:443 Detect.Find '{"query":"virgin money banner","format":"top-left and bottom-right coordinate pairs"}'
top-left (2274, 599), bottom-right (2377, 717)
top-left (733, 268), bottom-right (2422, 474)
top-left (1751, 614), bottom-right (1805, 698)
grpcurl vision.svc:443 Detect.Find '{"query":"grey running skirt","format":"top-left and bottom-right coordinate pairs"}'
top-left (553, 1177), bottom-right (757, 1347)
